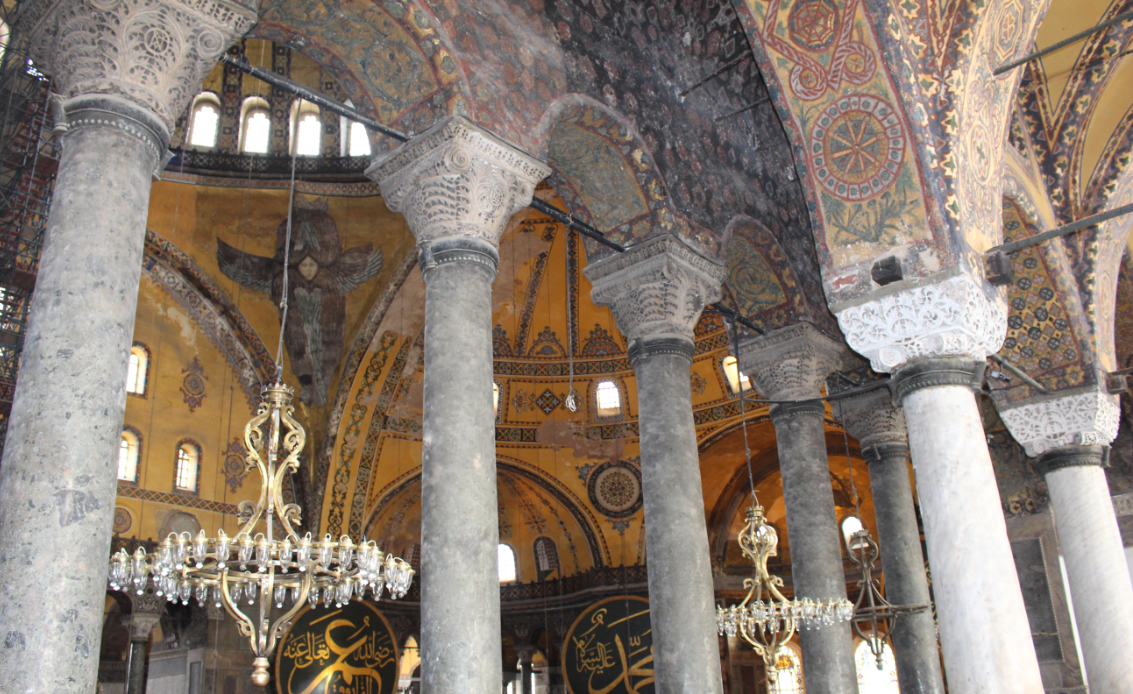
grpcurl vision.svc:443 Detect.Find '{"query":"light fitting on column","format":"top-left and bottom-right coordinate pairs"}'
top-left (847, 528), bottom-right (926, 670)
top-left (716, 502), bottom-right (854, 680)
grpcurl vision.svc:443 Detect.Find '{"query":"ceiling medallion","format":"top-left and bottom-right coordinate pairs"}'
top-left (587, 459), bottom-right (643, 518)
top-left (810, 94), bottom-right (904, 202)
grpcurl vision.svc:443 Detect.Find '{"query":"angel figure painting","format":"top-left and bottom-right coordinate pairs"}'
top-left (218, 197), bottom-right (383, 407)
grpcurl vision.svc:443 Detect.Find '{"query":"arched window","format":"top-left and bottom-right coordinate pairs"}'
top-left (722, 355), bottom-right (752, 394)
top-left (346, 121), bottom-right (371, 157)
top-left (174, 440), bottom-right (201, 493)
top-left (290, 100), bottom-right (322, 156)
top-left (126, 343), bottom-right (149, 396)
top-left (493, 381), bottom-right (501, 417)
top-left (594, 379), bottom-right (622, 418)
top-left (497, 543), bottom-right (517, 583)
top-left (855, 640), bottom-right (899, 693)
top-left (118, 428), bottom-right (141, 483)
top-left (768, 644), bottom-right (804, 694)
top-left (239, 96), bottom-right (271, 154)
top-left (0, 21), bottom-right (9, 67)
top-left (533, 537), bottom-right (559, 580)
top-left (186, 93), bottom-right (220, 149)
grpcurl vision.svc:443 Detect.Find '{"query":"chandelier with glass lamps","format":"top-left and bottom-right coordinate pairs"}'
top-left (107, 139), bottom-right (413, 687)
top-left (716, 502), bottom-right (854, 679)
top-left (846, 527), bottom-right (926, 670)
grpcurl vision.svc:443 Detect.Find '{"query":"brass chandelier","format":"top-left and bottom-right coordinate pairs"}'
top-left (716, 502), bottom-right (854, 680)
top-left (108, 381), bottom-right (414, 685)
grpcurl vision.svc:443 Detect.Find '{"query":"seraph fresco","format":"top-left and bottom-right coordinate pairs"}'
top-left (217, 197), bottom-right (383, 407)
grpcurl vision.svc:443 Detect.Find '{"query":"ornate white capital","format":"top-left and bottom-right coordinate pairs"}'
top-left (830, 386), bottom-right (907, 450)
top-left (737, 322), bottom-right (846, 400)
top-left (368, 117), bottom-right (551, 249)
top-left (998, 387), bottom-right (1121, 458)
top-left (29, 0), bottom-right (257, 140)
top-left (583, 234), bottom-right (726, 344)
top-left (834, 273), bottom-right (1006, 373)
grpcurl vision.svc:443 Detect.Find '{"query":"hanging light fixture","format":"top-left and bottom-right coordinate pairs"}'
top-left (846, 527), bottom-right (926, 670)
top-left (716, 502), bottom-right (854, 680)
top-left (107, 115), bottom-right (413, 687)
top-left (107, 381), bottom-right (415, 685)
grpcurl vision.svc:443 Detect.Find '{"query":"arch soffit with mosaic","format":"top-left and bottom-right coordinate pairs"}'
top-left (731, 0), bottom-right (1046, 303)
top-left (535, 95), bottom-right (721, 263)
top-left (363, 458), bottom-right (610, 569)
top-left (250, 0), bottom-right (470, 155)
top-left (142, 231), bottom-right (274, 410)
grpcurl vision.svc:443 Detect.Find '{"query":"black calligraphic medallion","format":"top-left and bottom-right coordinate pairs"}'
top-left (275, 600), bottom-right (399, 694)
top-left (563, 596), bottom-right (655, 694)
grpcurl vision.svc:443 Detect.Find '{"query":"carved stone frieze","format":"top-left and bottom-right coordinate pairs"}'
top-left (737, 322), bottom-right (846, 400)
top-left (830, 386), bottom-right (907, 449)
top-left (583, 234), bottom-right (726, 345)
top-left (29, 0), bottom-right (257, 142)
top-left (368, 117), bottom-right (551, 249)
top-left (998, 387), bottom-right (1121, 458)
top-left (834, 272), bottom-right (1006, 373)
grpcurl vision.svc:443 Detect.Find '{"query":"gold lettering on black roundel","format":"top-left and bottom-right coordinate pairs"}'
top-left (275, 600), bottom-right (399, 694)
top-left (563, 596), bottom-right (655, 694)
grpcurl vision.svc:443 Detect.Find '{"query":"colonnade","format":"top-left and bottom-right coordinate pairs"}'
top-left (0, 3), bottom-right (1130, 693)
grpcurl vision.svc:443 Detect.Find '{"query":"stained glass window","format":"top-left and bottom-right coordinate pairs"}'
top-left (769, 645), bottom-right (804, 694)
top-left (855, 640), bottom-right (899, 693)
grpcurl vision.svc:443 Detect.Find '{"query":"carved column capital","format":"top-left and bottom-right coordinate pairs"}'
top-left (583, 234), bottom-right (725, 351)
top-left (997, 386), bottom-right (1120, 458)
top-left (736, 322), bottom-right (846, 401)
top-left (28, 0), bottom-right (258, 146)
top-left (833, 272), bottom-right (1006, 373)
top-left (368, 116), bottom-right (551, 251)
top-left (830, 386), bottom-right (907, 451)
top-left (122, 590), bottom-right (165, 642)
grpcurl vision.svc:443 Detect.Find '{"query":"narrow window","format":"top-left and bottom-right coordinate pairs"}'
top-left (855, 640), bottom-right (899, 693)
top-left (0, 21), bottom-right (9, 67)
top-left (841, 516), bottom-right (864, 550)
top-left (534, 537), bottom-right (559, 580)
top-left (187, 93), bottom-right (220, 149)
top-left (769, 646), bottom-right (804, 694)
top-left (118, 430), bottom-right (140, 482)
top-left (595, 380), bottom-right (621, 417)
top-left (347, 121), bottom-right (371, 157)
top-left (722, 355), bottom-right (751, 394)
top-left (497, 543), bottom-right (517, 583)
top-left (175, 442), bottom-right (200, 493)
top-left (493, 381), bottom-right (501, 416)
top-left (290, 100), bottom-right (322, 156)
top-left (239, 97), bottom-right (271, 154)
top-left (126, 344), bottom-right (149, 396)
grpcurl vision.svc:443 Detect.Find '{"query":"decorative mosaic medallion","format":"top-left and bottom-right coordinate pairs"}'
top-left (535, 388), bottom-right (562, 415)
top-left (789, 0), bottom-right (838, 51)
top-left (222, 439), bottom-right (247, 493)
top-left (113, 507), bottom-right (132, 535)
top-left (810, 94), bottom-right (904, 201)
top-left (587, 460), bottom-right (643, 519)
top-left (512, 389), bottom-right (533, 413)
top-left (180, 357), bottom-right (208, 412)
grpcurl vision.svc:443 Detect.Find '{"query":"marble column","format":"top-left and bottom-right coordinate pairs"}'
top-left (369, 117), bottom-right (549, 694)
top-left (123, 593), bottom-right (164, 694)
top-left (0, 2), bottom-right (254, 692)
top-left (585, 235), bottom-right (727, 694)
top-left (835, 273), bottom-right (1043, 694)
top-left (832, 389), bottom-right (944, 694)
top-left (998, 388), bottom-right (1133, 692)
top-left (738, 323), bottom-right (858, 694)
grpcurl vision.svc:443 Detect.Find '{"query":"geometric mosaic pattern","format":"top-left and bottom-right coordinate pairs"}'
top-left (116, 482), bottom-right (240, 516)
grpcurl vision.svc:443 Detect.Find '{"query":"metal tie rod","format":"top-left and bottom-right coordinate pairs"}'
top-left (994, 9), bottom-right (1133, 75)
top-left (987, 201), bottom-right (1133, 256)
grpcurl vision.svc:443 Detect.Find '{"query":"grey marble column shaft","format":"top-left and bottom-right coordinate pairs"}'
top-left (369, 116), bottom-right (549, 694)
top-left (739, 324), bottom-right (857, 694)
top-left (583, 234), bottom-right (727, 694)
top-left (125, 638), bottom-right (150, 694)
top-left (833, 389), bottom-right (943, 694)
top-left (0, 99), bottom-right (162, 693)
top-left (418, 238), bottom-right (503, 692)
top-left (771, 401), bottom-right (859, 694)
top-left (864, 444), bottom-right (943, 694)
top-left (633, 338), bottom-right (724, 694)
top-left (1038, 447), bottom-right (1133, 692)
top-left (520, 661), bottom-right (533, 694)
